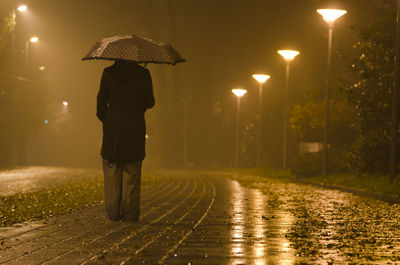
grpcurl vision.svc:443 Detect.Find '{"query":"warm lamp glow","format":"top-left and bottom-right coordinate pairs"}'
top-left (317, 9), bottom-right (347, 25)
top-left (39, 66), bottom-right (46, 71)
top-left (30, 36), bottom-right (39, 43)
top-left (232, 89), bottom-right (247, 97)
top-left (62, 101), bottom-right (69, 106)
top-left (252, 74), bottom-right (271, 84)
top-left (277, 50), bottom-right (300, 62)
top-left (17, 5), bottom-right (28, 12)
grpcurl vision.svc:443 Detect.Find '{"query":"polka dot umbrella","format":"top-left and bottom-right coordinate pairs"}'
top-left (82, 35), bottom-right (185, 65)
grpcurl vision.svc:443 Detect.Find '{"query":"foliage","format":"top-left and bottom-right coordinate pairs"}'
top-left (343, 2), bottom-right (396, 175)
top-left (289, 102), bottom-right (324, 142)
top-left (347, 129), bottom-right (391, 175)
top-left (290, 147), bottom-right (348, 177)
top-left (0, 174), bottom-right (103, 227)
top-left (0, 171), bottom-right (161, 227)
top-left (240, 117), bottom-right (257, 167)
top-left (290, 152), bottom-right (322, 177)
top-left (289, 100), bottom-right (357, 145)
top-left (226, 167), bottom-right (400, 198)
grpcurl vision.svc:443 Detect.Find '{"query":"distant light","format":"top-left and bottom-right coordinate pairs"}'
top-left (44, 120), bottom-right (49, 124)
top-left (232, 88), bottom-right (247, 97)
top-left (277, 50), bottom-right (300, 62)
top-left (17, 5), bottom-right (28, 12)
top-left (39, 66), bottom-right (46, 71)
top-left (252, 74), bottom-right (271, 84)
top-left (317, 9), bottom-right (347, 26)
top-left (30, 36), bottom-right (39, 43)
top-left (145, 134), bottom-right (149, 139)
top-left (62, 101), bottom-right (69, 106)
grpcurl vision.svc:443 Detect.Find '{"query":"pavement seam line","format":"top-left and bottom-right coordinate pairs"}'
top-left (35, 178), bottom-right (187, 265)
top-left (79, 178), bottom-right (194, 265)
top-left (1, 178), bottom-right (182, 264)
top-left (157, 181), bottom-right (216, 265)
top-left (119, 181), bottom-right (207, 264)
top-left (1, 177), bottom-right (170, 240)
top-left (0, 177), bottom-right (173, 254)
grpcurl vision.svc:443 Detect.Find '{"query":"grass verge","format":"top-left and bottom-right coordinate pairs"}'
top-left (226, 168), bottom-right (400, 198)
top-left (0, 170), bottom-right (159, 227)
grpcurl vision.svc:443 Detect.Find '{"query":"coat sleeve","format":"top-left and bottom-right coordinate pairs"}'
top-left (97, 70), bottom-right (110, 122)
top-left (144, 70), bottom-right (155, 109)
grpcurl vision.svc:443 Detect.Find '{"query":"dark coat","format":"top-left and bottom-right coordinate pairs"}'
top-left (97, 61), bottom-right (155, 162)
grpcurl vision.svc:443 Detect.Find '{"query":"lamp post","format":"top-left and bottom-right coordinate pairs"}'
top-left (25, 36), bottom-right (39, 71)
top-left (11, 5), bottom-right (28, 47)
top-left (277, 50), bottom-right (299, 170)
top-left (232, 88), bottom-right (247, 168)
top-left (252, 74), bottom-right (270, 167)
top-left (317, 8), bottom-right (347, 177)
top-left (390, 1), bottom-right (400, 182)
top-left (9, 5), bottom-right (28, 166)
top-left (182, 98), bottom-right (189, 165)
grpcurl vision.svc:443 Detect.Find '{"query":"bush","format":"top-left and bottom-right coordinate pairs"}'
top-left (291, 153), bottom-right (322, 177)
top-left (291, 147), bottom-right (349, 177)
top-left (347, 130), bottom-right (390, 176)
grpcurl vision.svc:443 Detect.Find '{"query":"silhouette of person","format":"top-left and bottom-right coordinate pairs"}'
top-left (96, 60), bottom-right (155, 221)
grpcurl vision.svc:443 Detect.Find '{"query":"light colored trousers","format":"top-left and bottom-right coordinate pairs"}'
top-left (102, 159), bottom-right (142, 221)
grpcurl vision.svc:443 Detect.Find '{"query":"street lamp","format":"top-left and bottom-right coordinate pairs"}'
top-left (62, 101), bottom-right (69, 115)
top-left (317, 8), bottom-right (347, 177)
top-left (252, 74), bottom-right (271, 167)
top-left (17, 5), bottom-right (28, 12)
top-left (277, 49), bottom-right (300, 170)
top-left (232, 88), bottom-right (247, 168)
top-left (29, 36), bottom-right (39, 43)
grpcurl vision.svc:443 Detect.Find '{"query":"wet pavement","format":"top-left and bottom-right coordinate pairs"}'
top-left (1, 170), bottom-right (400, 264)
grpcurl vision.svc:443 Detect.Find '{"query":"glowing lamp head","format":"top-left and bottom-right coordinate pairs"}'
top-left (30, 36), bottom-right (39, 43)
top-left (317, 9), bottom-right (347, 26)
top-left (62, 101), bottom-right (69, 106)
top-left (39, 66), bottom-right (46, 71)
top-left (232, 88), bottom-right (247, 98)
top-left (277, 50), bottom-right (300, 62)
top-left (17, 5), bottom-right (28, 12)
top-left (252, 74), bottom-right (271, 84)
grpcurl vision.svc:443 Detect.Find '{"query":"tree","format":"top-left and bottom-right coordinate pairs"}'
top-left (0, 11), bottom-right (14, 166)
top-left (343, 1), bottom-right (396, 175)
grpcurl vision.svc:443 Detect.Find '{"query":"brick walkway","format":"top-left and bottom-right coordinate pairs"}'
top-left (1, 173), bottom-right (294, 265)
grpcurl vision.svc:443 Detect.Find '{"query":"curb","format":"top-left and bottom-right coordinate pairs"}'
top-left (293, 179), bottom-right (400, 204)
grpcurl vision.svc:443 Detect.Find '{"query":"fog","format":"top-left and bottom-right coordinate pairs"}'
top-left (0, 0), bottom-right (371, 169)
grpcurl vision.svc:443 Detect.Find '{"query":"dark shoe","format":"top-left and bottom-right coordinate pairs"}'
top-left (122, 214), bottom-right (139, 222)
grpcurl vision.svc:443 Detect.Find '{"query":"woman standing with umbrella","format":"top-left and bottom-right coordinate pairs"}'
top-left (83, 35), bottom-right (185, 221)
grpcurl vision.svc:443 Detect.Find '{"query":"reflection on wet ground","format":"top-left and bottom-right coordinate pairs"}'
top-left (234, 176), bottom-right (400, 264)
top-left (167, 175), bottom-right (299, 264)
top-left (229, 180), bottom-right (295, 265)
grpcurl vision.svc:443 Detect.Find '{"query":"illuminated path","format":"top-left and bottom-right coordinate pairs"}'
top-left (1, 171), bottom-right (400, 264)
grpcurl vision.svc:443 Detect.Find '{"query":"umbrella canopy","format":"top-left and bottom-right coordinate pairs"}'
top-left (82, 35), bottom-right (185, 65)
